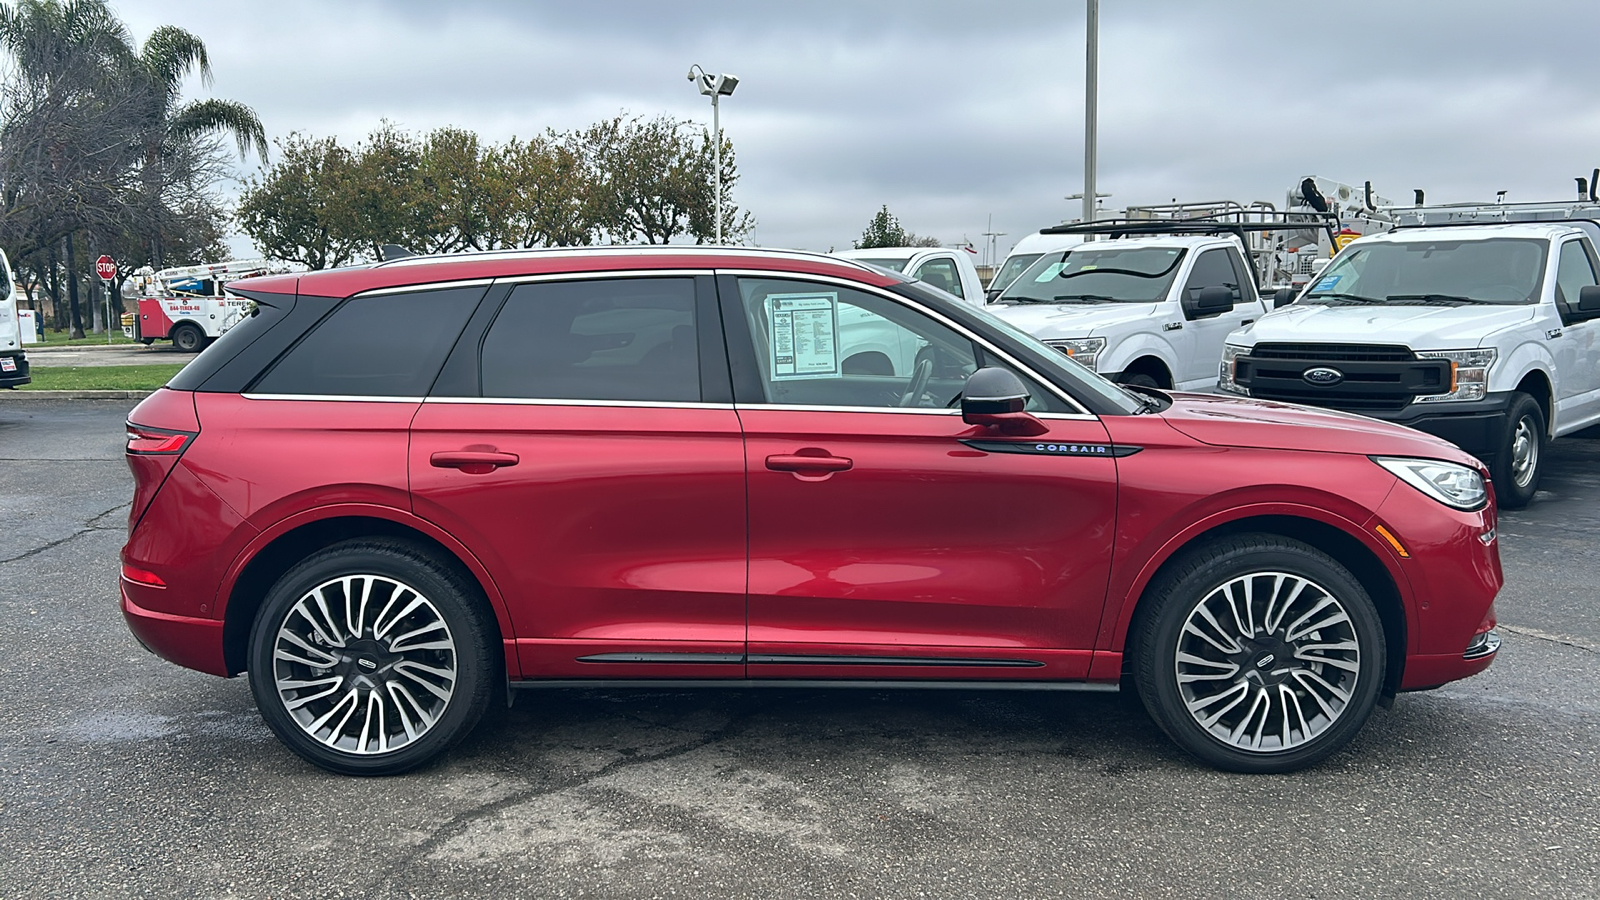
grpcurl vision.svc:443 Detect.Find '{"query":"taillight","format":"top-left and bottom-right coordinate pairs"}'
top-left (126, 424), bottom-right (195, 455)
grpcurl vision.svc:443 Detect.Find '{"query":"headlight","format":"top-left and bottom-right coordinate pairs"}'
top-left (1045, 337), bottom-right (1106, 372)
top-left (1218, 343), bottom-right (1249, 395)
top-left (1414, 348), bottom-right (1497, 403)
top-left (1372, 456), bottom-right (1487, 510)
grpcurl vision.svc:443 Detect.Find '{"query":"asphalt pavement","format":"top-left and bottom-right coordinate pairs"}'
top-left (1, 399), bottom-right (1597, 899)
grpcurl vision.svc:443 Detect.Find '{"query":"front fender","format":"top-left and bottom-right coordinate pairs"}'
top-left (1099, 331), bottom-right (1178, 379)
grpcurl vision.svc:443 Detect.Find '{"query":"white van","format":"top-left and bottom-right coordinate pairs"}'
top-left (0, 249), bottom-right (29, 388)
top-left (986, 231), bottom-right (1085, 300)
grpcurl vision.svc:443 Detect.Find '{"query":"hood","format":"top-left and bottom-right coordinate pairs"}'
top-left (1158, 392), bottom-right (1479, 464)
top-left (1240, 302), bottom-right (1535, 349)
top-left (988, 302), bottom-right (1162, 338)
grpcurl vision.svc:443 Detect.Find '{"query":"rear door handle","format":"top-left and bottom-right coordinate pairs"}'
top-left (765, 453), bottom-right (853, 473)
top-left (430, 451), bottom-right (520, 474)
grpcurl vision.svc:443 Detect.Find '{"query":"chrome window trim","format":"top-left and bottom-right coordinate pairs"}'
top-left (733, 403), bottom-right (962, 416)
top-left (242, 393), bottom-right (425, 403)
top-left (374, 245), bottom-right (886, 277)
top-left (356, 278), bottom-right (497, 298)
top-left (490, 268), bottom-right (708, 286)
top-left (422, 397), bottom-right (735, 410)
top-left (715, 268), bottom-right (1093, 416)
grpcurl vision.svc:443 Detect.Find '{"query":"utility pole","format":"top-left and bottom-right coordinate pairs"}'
top-left (1083, 0), bottom-right (1099, 231)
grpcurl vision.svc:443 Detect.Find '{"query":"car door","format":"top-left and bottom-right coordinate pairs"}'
top-left (1173, 247), bottom-right (1261, 390)
top-left (721, 273), bottom-right (1119, 681)
top-left (409, 273), bottom-right (749, 680)
top-left (1551, 238), bottom-right (1600, 428)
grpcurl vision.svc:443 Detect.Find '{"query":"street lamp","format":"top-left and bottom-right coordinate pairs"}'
top-left (687, 64), bottom-right (739, 244)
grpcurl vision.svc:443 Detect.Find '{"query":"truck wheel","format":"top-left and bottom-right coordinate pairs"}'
top-left (1490, 392), bottom-right (1544, 510)
top-left (171, 323), bottom-right (204, 353)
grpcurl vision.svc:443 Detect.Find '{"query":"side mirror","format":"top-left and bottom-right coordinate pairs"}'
top-left (961, 367), bottom-right (1048, 436)
top-left (1273, 286), bottom-right (1297, 309)
top-left (1184, 285), bottom-right (1235, 319)
top-left (1579, 284), bottom-right (1600, 313)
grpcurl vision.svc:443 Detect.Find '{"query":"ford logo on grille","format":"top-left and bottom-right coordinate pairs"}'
top-left (1302, 366), bottom-right (1344, 386)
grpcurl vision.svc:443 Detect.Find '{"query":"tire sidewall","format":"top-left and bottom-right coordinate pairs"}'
top-left (172, 324), bottom-right (201, 352)
top-left (247, 540), bottom-right (495, 776)
top-left (1135, 538), bottom-right (1386, 774)
top-left (1491, 392), bottom-right (1544, 510)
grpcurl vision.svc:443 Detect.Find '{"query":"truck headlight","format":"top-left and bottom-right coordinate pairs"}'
top-left (1218, 343), bottom-right (1249, 395)
top-left (1046, 337), bottom-right (1106, 372)
top-left (1414, 348), bottom-right (1497, 403)
top-left (1372, 456), bottom-right (1488, 510)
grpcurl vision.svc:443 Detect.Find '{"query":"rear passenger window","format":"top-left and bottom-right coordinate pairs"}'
top-left (253, 286), bottom-right (482, 397)
top-left (480, 278), bottom-right (699, 402)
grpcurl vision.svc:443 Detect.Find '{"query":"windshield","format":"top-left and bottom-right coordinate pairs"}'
top-left (998, 246), bottom-right (1187, 304)
top-left (1303, 238), bottom-right (1548, 306)
top-left (957, 295), bottom-right (1146, 414)
top-left (856, 257), bottom-right (910, 273)
top-left (988, 253), bottom-right (1043, 295)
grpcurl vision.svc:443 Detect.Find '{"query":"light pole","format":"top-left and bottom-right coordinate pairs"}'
top-left (1083, 0), bottom-right (1098, 231)
top-left (687, 64), bottom-right (739, 244)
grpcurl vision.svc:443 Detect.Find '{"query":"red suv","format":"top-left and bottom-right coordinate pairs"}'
top-left (121, 248), bottom-right (1501, 775)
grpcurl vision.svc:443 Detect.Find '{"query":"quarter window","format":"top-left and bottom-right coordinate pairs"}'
top-left (252, 286), bottom-right (481, 396)
top-left (480, 278), bottom-right (699, 402)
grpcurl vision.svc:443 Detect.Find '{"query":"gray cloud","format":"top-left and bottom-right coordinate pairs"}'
top-left (109, 0), bottom-right (1600, 259)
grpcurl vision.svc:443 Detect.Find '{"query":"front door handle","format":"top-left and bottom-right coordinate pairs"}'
top-left (430, 450), bottom-right (520, 474)
top-left (766, 453), bottom-right (853, 473)
top-left (1240, 318), bottom-right (1255, 326)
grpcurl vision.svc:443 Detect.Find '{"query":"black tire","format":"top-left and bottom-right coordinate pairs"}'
top-left (248, 538), bottom-right (497, 776)
top-left (1489, 391), bottom-right (1544, 510)
top-left (1131, 534), bottom-right (1385, 773)
top-left (171, 323), bottom-right (204, 352)
top-left (1118, 372), bottom-right (1161, 390)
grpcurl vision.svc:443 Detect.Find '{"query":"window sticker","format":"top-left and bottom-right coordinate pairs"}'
top-left (766, 292), bottom-right (839, 380)
top-left (1310, 274), bottom-right (1341, 292)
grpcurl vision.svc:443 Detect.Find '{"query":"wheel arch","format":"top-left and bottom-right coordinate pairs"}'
top-left (1513, 367), bottom-right (1554, 434)
top-left (1119, 513), bottom-right (1410, 700)
top-left (1098, 333), bottom-right (1177, 385)
top-left (219, 512), bottom-right (513, 678)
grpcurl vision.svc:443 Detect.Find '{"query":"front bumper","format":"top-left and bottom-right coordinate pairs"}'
top-left (1359, 392), bottom-right (1513, 458)
top-left (0, 350), bottom-right (29, 388)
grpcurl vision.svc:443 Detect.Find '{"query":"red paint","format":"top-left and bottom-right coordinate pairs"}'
top-left (136, 297), bottom-right (175, 339)
top-left (120, 248), bottom-right (1501, 702)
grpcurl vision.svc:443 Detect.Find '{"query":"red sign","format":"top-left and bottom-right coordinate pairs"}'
top-left (95, 255), bottom-right (116, 281)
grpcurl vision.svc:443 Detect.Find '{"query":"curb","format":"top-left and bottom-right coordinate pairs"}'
top-left (1, 389), bottom-right (154, 400)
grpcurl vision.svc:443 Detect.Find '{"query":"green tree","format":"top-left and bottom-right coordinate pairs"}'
top-left (854, 205), bottom-right (940, 249)
top-left (236, 133), bottom-right (359, 270)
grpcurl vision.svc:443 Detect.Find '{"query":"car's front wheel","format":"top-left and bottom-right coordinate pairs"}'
top-left (1490, 391), bottom-right (1544, 510)
top-left (1132, 534), bottom-right (1385, 773)
top-left (248, 539), bottom-right (497, 775)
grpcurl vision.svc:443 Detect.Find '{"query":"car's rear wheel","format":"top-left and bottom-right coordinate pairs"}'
top-left (248, 539), bottom-right (496, 776)
top-left (1132, 534), bottom-right (1385, 773)
top-left (1490, 391), bottom-right (1544, 510)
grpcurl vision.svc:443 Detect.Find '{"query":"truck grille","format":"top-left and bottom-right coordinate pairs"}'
top-left (1237, 343), bottom-right (1448, 414)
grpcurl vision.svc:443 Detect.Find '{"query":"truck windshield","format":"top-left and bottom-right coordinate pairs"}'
top-left (856, 257), bottom-right (909, 273)
top-left (997, 246), bottom-right (1186, 304)
top-left (1304, 238), bottom-right (1548, 306)
top-left (988, 253), bottom-right (1043, 295)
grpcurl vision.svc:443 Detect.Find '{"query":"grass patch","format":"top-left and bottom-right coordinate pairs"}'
top-left (17, 364), bottom-right (185, 391)
top-left (24, 325), bottom-right (139, 346)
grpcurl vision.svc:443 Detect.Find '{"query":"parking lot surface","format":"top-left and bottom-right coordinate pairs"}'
top-left (2, 399), bottom-right (1597, 898)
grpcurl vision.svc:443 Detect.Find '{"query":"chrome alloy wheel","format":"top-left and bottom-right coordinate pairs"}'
top-left (270, 574), bottom-right (457, 756)
top-left (1510, 415), bottom-right (1539, 489)
top-left (1175, 572), bottom-right (1361, 753)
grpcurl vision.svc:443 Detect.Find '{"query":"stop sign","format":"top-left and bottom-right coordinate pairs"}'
top-left (95, 255), bottom-right (116, 281)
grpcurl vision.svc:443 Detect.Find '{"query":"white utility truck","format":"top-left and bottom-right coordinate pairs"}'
top-left (1222, 201), bottom-right (1600, 508)
top-left (1, 249), bottom-right (29, 388)
top-left (986, 215), bottom-right (1337, 391)
top-left (833, 247), bottom-right (987, 307)
top-left (126, 259), bottom-right (284, 351)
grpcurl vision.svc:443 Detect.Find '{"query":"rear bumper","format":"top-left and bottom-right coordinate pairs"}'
top-left (0, 350), bottom-right (29, 388)
top-left (121, 582), bottom-right (229, 677)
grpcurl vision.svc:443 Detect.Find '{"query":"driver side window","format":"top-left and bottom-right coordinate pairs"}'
top-left (734, 277), bottom-right (1051, 411)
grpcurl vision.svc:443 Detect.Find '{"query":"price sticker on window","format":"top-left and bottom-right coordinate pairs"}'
top-left (766, 292), bottom-right (839, 379)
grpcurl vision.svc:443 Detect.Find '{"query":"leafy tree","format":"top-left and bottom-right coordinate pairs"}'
top-left (236, 133), bottom-right (359, 270)
top-left (855, 205), bottom-right (942, 250)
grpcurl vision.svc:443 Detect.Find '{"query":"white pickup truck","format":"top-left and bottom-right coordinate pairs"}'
top-left (987, 232), bottom-right (1270, 390)
top-left (1220, 219), bottom-right (1600, 508)
top-left (833, 247), bottom-right (987, 307)
top-left (1, 249), bottom-right (29, 389)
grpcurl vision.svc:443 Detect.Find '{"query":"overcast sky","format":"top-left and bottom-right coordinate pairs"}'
top-left (111, 0), bottom-right (1600, 263)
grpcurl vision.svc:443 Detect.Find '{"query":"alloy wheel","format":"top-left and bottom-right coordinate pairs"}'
top-left (270, 574), bottom-right (457, 756)
top-left (1174, 571), bottom-right (1361, 753)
